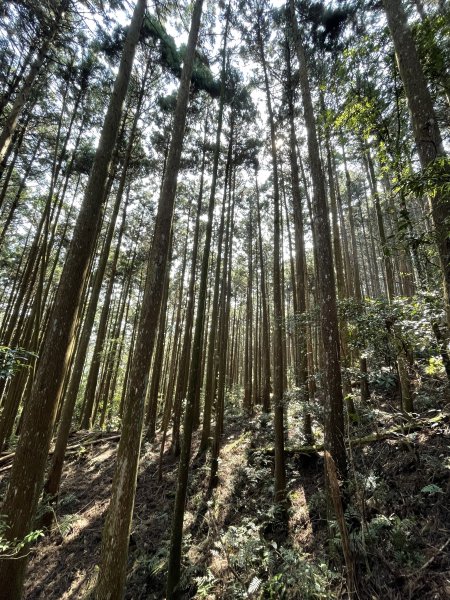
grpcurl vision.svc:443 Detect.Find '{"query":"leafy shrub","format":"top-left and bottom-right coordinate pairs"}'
top-left (194, 569), bottom-right (218, 597)
top-left (218, 519), bottom-right (338, 598)
top-left (0, 517), bottom-right (44, 558)
top-left (334, 512), bottom-right (421, 568)
top-left (0, 345), bottom-right (36, 380)
top-left (264, 547), bottom-right (337, 599)
top-left (340, 293), bottom-right (446, 373)
top-left (59, 513), bottom-right (79, 537)
top-left (420, 483), bottom-right (444, 495)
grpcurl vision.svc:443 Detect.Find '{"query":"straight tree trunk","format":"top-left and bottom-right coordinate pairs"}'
top-left (341, 144), bottom-right (370, 407)
top-left (193, 14), bottom-right (229, 451)
top-left (95, 3), bottom-right (204, 597)
top-left (81, 198), bottom-right (129, 429)
top-left (145, 257), bottom-right (171, 440)
top-left (200, 133), bottom-right (231, 451)
top-left (98, 261), bottom-right (135, 428)
top-left (210, 177), bottom-right (235, 487)
top-left (0, 3), bottom-right (146, 596)
top-left (169, 216), bottom-right (193, 454)
top-left (166, 6), bottom-right (229, 596)
top-left (286, 85), bottom-right (309, 393)
top-left (383, 0), bottom-right (450, 330)
top-left (0, 0), bottom-right (69, 165)
top-left (157, 251), bottom-right (189, 474)
top-left (342, 145), bottom-right (362, 299)
top-left (255, 171), bottom-right (271, 412)
top-left (364, 149), bottom-right (395, 302)
top-left (289, 0), bottom-right (347, 480)
top-left (169, 136), bottom-right (206, 448)
top-left (243, 205), bottom-right (253, 412)
top-left (257, 15), bottom-right (287, 505)
top-left (365, 152), bottom-right (413, 410)
top-left (0, 118), bottom-right (27, 211)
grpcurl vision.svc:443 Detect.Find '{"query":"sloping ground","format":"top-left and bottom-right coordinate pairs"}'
top-left (0, 391), bottom-right (449, 599)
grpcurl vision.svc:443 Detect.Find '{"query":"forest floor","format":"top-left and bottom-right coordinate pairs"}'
top-left (1, 375), bottom-right (449, 599)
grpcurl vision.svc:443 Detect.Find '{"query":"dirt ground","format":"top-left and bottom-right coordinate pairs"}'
top-left (1, 391), bottom-right (449, 599)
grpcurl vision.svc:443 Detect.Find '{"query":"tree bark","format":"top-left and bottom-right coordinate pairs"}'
top-left (0, 0), bottom-right (69, 165)
top-left (0, 2), bottom-right (146, 596)
top-left (255, 172), bottom-right (271, 412)
top-left (258, 20), bottom-right (287, 505)
top-left (383, 0), bottom-right (450, 329)
top-left (95, 2), bottom-right (204, 597)
top-left (289, 0), bottom-right (347, 480)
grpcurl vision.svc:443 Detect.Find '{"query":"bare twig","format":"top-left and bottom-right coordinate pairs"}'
top-left (417, 538), bottom-right (450, 572)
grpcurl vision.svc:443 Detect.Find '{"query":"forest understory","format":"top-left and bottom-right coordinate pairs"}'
top-left (1, 0), bottom-right (450, 598)
top-left (1, 372), bottom-right (447, 600)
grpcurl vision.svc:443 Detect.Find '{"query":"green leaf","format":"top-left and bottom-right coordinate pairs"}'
top-left (421, 484), bottom-right (444, 495)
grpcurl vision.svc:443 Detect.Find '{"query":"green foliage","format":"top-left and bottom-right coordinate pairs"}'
top-left (307, 490), bottom-right (328, 521)
top-left (142, 15), bottom-right (220, 98)
top-left (339, 292), bottom-right (445, 371)
top-left (389, 517), bottom-right (420, 566)
top-left (306, 3), bottom-right (356, 52)
top-left (334, 94), bottom-right (380, 140)
top-left (59, 492), bottom-right (78, 509)
top-left (143, 16), bottom-right (182, 75)
top-left (394, 157), bottom-right (450, 199)
top-left (0, 345), bottom-right (37, 380)
top-left (332, 511), bottom-right (421, 568)
top-left (420, 483), bottom-right (444, 495)
top-left (218, 519), bottom-right (337, 598)
top-left (413, 14), bottom-right (450, 89)
top-left (0, 517), bottom-right (44, 558)
top-left (194, 569), bottom-right (218, 597)
top-left (94, 24), bottom-right (126, 61)
top-left (222, 518), bottom-right (263, 572)
top-left (425, 356), bottom-right (445, 377)
top-left (71, 141), bottom-right (97, 176)
top-left (264, 547), bottom-right (335, 599)
top-left (370, 370), bottom-right (398, 394)
top-left (137, 542), bottom-right (169, 578)
top-left (58, 513), bottom-right (79, 537)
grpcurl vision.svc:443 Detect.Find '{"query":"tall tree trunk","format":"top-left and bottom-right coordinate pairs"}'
top-left (200, 131), bottom-right (231, 451)
top-left (362, 183), bottom-right (383, 296)
top-left (0, 118), bottom-right (27, 211)
top-left (157, 249), bottom-right (188, 471)
top-left (286, 59), bottom-right (308, 397)
top-left (364, 149), bottom-right (395, 302)
top-left (255, 171), bottom-right (271, 412)
top-left (210, 174), bottom-right (235, 488)
top-left (169, 215), bottom-right (192, 454)
top-left (169, 134), bottom-right (206, 449)
top-left (81, 197), bottom-right (129, 429)
top-left (95, 2), bottom-right (204, 597)
top-left (0, 3), bottom-right (146, 596)
top-left (166, 6), bottom-right (229, 596)
top-left (0, 134), bottom-right (41, 246)
top-left (289, 0), bottom-right (346, 480)
top-left (323, 131), bottom-right (353, 406)
top-left (258, 16), bottom-right (287, 506)
top-left (342, 145), bottom-right (362, 300)
top-left (243, 204), bottom-right (253, 412)
top-left (383, 0), bottom-right (450, 330)
top-left (193, 14), bottom-right (229, 452)
top-left (0, 0), bottom-right (69, 165)
top-left (144, 258), bottom-right (171, 440)
top-left (365, 151), bottom-right (412, 410)
top-left (341, 144), bottom-right (370, 407)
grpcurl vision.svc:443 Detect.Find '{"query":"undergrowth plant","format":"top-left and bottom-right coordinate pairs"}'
top-left (0, 517), bottom-right (44, 558)
top-left (214, 518), bottom-right (338, 599)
